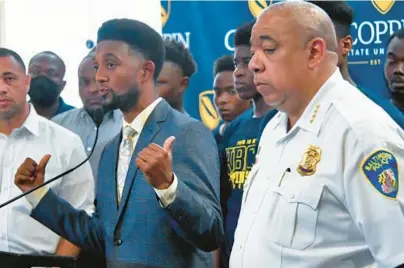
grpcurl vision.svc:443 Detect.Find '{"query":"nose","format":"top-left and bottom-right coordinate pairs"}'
top-left (88, 81), bottom-right (100, 94)
top-left (393, 61), bottom-right (404, 75)
top-left (0, 80), bottom-right (9, 94)
top-left (217, 93), bottom-right (229, 105)
top-left (248, 52), bottom-right (263, 74)
top-left (234, 64), bottom-right (244, 78)
top-left (95, 67), bottom-right (108, 87)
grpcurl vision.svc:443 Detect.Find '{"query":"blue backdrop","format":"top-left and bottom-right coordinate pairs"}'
top-left (161, 0), bottom-right (403, 130)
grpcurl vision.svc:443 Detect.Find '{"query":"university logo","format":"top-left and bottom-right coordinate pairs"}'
top-left (248, 0), bottom-right (272, 18)
top-left (349, 0), bottom-right (401, 67)
top-left (371, 0), bottom-right (395, 15)
top-left (161, 0), bottom-right (171, 28)
top-left (161, 0), bottom-right (191, 48)
top-left (199, 90), bottom-right (220, 130)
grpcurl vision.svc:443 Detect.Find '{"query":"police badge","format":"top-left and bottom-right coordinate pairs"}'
top-left (297, 145), bottom-right (322, 176)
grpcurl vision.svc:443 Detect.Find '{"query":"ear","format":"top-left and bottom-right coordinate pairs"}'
top-left (24, 74), bottom-right (31, 94)
top-left (179, 77), bottom-right (189, 93)
top-left (307, 37), bottom-right (326, 69)
top-left (341, 35), bottom-right (353, 56)
top-left (141, 61), bottom-right (156, 83)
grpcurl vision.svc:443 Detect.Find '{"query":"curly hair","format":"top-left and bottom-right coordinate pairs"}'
top-left (164, 38), bottom-right (197, 77)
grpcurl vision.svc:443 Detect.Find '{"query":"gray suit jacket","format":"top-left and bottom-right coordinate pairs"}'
top-left (31, 100), bottom-right (224, 268)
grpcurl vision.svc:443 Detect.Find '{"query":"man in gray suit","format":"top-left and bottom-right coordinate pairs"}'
top-left (15, 18), bottom-right (223, 268)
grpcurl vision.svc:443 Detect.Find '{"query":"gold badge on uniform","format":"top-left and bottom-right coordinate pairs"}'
top-left (297, 145), bottom-right (322, 176)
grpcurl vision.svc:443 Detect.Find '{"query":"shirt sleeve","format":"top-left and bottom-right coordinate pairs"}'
top-left (343, 131), bottom-right (404, 267)
top-left (154, 173), bottom-right (178, 207)
top-left (25, 186), bottom-right (49, 208)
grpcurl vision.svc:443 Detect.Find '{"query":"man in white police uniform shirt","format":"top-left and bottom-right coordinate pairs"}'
top-left (0, 48), bottom-right (94, 257)
top-left (230, 2), bottom-right (404, 268)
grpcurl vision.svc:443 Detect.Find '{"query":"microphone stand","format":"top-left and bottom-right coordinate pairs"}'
top-left (0, 110), bottom-right (103, 209)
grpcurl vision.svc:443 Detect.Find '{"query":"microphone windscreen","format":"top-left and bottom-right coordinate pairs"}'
top-left (91, 108), bottom-right (104, 127)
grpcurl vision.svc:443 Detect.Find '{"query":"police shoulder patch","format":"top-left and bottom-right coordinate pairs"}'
top-left (362, 149), bottom-right (399, 199)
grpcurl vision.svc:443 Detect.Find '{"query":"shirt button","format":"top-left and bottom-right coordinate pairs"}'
top-left (240, 244), bottom-right (243, 249)
top-left (289, 192), bottom-right (295, 199)
top-left (94, 127), bottom-right (97, 130)
top-left (114, 239), bottom-right (123, 246)
top-left (87, 147), bottom-right (92, 151)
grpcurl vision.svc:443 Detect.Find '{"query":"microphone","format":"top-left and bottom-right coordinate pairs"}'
top-left (90, 107), bottom-right (105, 128)
top-left (0, 108), bottom-right (105, 209)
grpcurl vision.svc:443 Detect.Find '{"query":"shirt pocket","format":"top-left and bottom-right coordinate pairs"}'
top-left (266, 180), bottom-right (324, 250)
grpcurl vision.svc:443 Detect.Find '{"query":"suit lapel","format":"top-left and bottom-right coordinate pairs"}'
top-left (108, 132), bottom-right (122, 211)
top-left (116, 100), bottom-right (170, 222)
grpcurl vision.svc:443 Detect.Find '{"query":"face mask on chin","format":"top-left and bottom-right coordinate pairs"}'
top-left (28, 76), bottom-right (61, 107)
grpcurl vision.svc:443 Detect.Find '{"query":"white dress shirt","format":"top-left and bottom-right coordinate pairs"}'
top-left (118, 97), bottom-right (178, 207)
top-left (0, 107), bottom-right (95, 255)
top-left (230, 70), bottom-right (404, 268)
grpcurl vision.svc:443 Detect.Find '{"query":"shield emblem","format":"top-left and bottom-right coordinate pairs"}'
top-left (371, 0), bottom-right (395, 15)
top-left (362, 149), bottom-right (399, 199)
top-left (248, 0), bottom-right (272, 18)
top-left (199, 90), bottom-right (220, 130)
top-left (161, 0), bottom-right (171, 27)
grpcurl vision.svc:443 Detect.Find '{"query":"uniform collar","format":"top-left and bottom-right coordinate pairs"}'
top-left (123, 97), bottom-right (163, 134)
top-left (272, 69), bottom-right (341, 136)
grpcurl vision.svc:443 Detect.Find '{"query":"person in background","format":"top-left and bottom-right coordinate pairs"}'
top-left (212, 55), bottom-right (251, 146)
top-left (15, 19), bottom-right (223, 268)
top-left (256, 0), bottom-right (404, 143)
top-left (309, 0), bottom-right (404, 128)
top-left (28, 51), bottom-right (75, 119)
top-left (157, 38), bottom-right (197, 114)
top-left (0, 48), bottom-right (94, 263)
top-left (231, 2), bottom-right (404, 267)
top-left (385, 28), bottom-right (404, 113)
top-left (218, 21), bottom-right (276, 268)
top-left (53, 48), bottom-right (122, 180)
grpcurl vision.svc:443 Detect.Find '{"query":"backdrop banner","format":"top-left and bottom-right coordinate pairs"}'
top-left (161, 0), bottom-right (403, 130)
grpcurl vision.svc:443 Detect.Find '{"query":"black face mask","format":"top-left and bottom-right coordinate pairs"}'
top-left (29, 76), bottom-right (60, 107)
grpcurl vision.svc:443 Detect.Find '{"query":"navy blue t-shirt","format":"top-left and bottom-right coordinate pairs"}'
top-left (55, 97), bottom-right (75, 117)
top-left (212, 123), bottom-right (224, 148)
top-left (220, 108), bottom-right (277, 263)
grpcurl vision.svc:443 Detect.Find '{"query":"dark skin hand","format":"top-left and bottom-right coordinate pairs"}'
top-left (15, 154), bottom-right (51, 192)
top-left (15, 137), bottom-right (177, 192)
top-left (136, 136), bottom-right (176, 190)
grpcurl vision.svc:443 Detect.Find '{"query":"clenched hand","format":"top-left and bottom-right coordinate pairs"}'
top-left (136, 136), bottom-right (175, 190)
top-left (14, 155), bottom-right (51, 193)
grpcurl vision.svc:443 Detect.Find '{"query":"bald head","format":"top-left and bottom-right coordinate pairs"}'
top-left (248, 1), bottom-right (339, 117)
top-left (258, 1), bottom-right (338, 52)
top-left (29, 51), bottom-right (66, 77)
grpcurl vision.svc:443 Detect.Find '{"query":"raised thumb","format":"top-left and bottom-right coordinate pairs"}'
top-left (38, 154), bottom-right (51, 172)
top-left (163, 136), bottom-right (176, 152)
